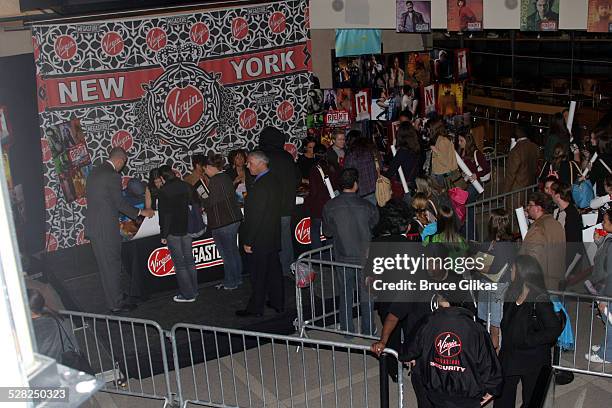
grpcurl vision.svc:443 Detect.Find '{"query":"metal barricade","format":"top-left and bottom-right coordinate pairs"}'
top-left (481, 154), bottom-right (508, 200)
top-left (549, 290), bottom-right (612, 379)
top-left (464, 183), bottom-right (538, 241)
top-left (60, 310), bottom-right (175, 406)
top-left (171, 323), bottom-right (403, 408)
top-left (294, 245), bottom-right (378, 341)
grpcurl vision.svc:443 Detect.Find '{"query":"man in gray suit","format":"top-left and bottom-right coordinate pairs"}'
top-left (85, 147), bottom-right (154, 313)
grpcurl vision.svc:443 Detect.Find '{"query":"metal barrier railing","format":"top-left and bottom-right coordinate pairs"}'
top-left (464, 183), bottom-right (539, 241)
top-left (294, 245), bottom-right (377, 341)
top-left (481, 154), bottom-right (508, 200)
top-left (60, 310), bottom-right (174, 407)
top-left (549, 290), bottom-right (612, 379)
top-left (171, 323), bottom-right (403, 408)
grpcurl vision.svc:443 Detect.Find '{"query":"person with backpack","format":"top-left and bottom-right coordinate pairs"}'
top-left (495, 255), bottom-right (563, 408)
top-left (157, 165), bottom-right (199, 303)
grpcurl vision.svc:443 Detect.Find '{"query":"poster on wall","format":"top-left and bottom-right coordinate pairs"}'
top-left (386, 54), bottom-right (405, 89)
top-left (587, 0), bottom-right (611, 32)
top-left (396, 1), bottom-right (431, 33)
top-left (447, 0), bottom-right (483, 32)
top-left (520, 0), bottom-right (559, 31)
top-left (406, 52), bottom-right (431, 87)
top-left (438, 83), bottom-right (464, 116)
top-left (422, 84), bottom-right (436, 115)
top-left (454, 48), bottom-right (470, 81)
top-left (432, 49), bottom-right (454, 83)
top-left (354, 89), bottom-right (371, 122)
top-left (32, 0), bottom-right (312, 251)
top-left (332, 53), bottom-right (365, 89)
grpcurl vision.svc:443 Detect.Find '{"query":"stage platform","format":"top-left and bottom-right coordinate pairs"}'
top-left (122, 275), bottom-right (298, 333)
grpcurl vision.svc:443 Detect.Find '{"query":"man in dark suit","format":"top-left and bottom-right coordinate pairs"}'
top-left (85, 147), bottom-right (154, 313)
top-left (258, 126), bottom-right (300, 277)
top-left (236, 151), bottom-right (284, 317)
top-left (400, 1), bottom-right (426, 32)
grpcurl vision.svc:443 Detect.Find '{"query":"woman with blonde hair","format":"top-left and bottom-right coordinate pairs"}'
top-left (538, 143), bottom-right (581, 186)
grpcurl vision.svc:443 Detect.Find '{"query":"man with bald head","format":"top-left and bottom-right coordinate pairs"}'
top-left (85, 147), bottom-right (154, 313)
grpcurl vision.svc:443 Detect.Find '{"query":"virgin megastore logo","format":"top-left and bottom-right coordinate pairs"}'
top-left (148, 237), bottom-right (223, 277)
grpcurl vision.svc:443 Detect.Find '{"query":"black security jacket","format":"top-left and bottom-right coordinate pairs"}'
top-left (402, 307), bottom-right (503, 402)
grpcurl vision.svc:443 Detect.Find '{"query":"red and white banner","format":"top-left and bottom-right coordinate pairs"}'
top-left (33, 0), bottom-right (312, 250)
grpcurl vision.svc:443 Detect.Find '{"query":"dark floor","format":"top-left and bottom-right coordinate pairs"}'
top-left (120, 275), bottom-right (298, 333)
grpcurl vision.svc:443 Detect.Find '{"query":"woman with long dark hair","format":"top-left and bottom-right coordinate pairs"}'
top-left (538, 143), bottom-right (581, 186)
top-left (145, 168), bottom-right (162, 210)
top-left (345, 129), bottom-right (379, 205)
top-left (385, 123), bottom-right (420, 202)
top-left (305, 144), bottom-right (338, 250)
top-left (477, 209), bottom-right (516, 352)
top-left (544, 112), bottom-right (571, 163)
top-left (495, 255), bottom-right (563, 408)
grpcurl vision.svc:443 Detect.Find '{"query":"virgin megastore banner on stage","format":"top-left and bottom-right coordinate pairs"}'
top-left (32, 0), bottom-right (312, 251)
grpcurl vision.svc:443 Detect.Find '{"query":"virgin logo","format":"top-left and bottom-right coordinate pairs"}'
top-left (238, 108), bottom-right (257, 130)
top-left (147, 28), bottom-right (167, 52)
top-left (277, 100), bottom-right (294, 122)
top-left (46, 233), bottom-right (58, 252)
top-left (148, 247), bottom-right (175, 277)
top-left (190, 22), bottom-right (210, 45)
top-left (232, 17), bottom-right (249, 40)
top-left (284, 143), bottom-right (298, 161)
top-left (54, 35), bottom-right (77, 60)
top-left (435, 332), bottom-right (462, 358)
top-left (102, 32), bottom-right (124, 56)
top-left (165, 86), bottom-right (204, 128)
top-left (295, 217), bottom-right (312, 245)
top-left (269, 12), bottom-right (287, 34)
top-left (44, 187), bottom-right (57, 209)
top-left (41, 138), bottom-right (52, 162)
top-left (112, 130), bottom-right (133, 151)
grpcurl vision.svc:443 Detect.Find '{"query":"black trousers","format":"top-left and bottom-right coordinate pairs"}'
top-left (245, 249), bottom-right (284, 314)
top-left (494, 368), bottom-right (543, 408)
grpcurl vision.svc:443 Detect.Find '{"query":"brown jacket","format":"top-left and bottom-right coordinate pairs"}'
top-left (504, 139), bottom-right (540, 193)
top-left (520, 214), bottom-right (566, 291)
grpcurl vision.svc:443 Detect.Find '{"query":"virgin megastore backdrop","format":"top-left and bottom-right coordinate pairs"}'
top-left (32, 0), bottom-right (312, 251)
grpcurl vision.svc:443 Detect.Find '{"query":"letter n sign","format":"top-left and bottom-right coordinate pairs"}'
top-left (423, 85), bottom-right (436, 114)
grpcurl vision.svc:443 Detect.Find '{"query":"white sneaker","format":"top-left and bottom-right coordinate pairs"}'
top-left (173, 295), bottom-right (196, 303)
top-left (592, 345), bottom-right (601, 352)
top-left (585, 353), bottom-right (612, 364)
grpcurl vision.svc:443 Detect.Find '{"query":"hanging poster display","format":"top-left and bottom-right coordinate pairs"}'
top-left (587, 0), bottom-right (611, 33)
top-left (406, 52), bottom-right (431, 88)
top-left (454, 48), bottom-right (470, 81)
top-left (354, 89), bottom-right (372, 122)
top-left (447, 0), bottom-right (483, 32)
top-left (32, 0), bottom-right (312, 251)
top-left (432, 49), bottom-right (454, 83)
top-left (520, 0), bottom-right (559, 31)
top-left (396, 1), bottom-right (432, 33)
top-left (422, 84), bottom-right (436, 115)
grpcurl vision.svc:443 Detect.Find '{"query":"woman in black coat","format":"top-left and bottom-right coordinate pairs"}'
top-left (495, 255), bottom-right (563, 408)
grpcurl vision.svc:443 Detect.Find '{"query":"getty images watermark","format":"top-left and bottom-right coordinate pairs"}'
top-left (362, 242), bottom-right (516, 303)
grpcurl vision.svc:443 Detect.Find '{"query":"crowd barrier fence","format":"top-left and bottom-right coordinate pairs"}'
top-left (464, 183), bottom-right (539, 240)
top-left (170, 323), bottom-right (403, 408)
top-left (59, 310), bottom-right (175, 407)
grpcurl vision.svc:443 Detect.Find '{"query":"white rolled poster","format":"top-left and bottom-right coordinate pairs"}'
top-left (515, 207), bottom-right (529, 240)
top-left (455, 151), bottom-right (484, 194)
top-left (390, 145), bottom-right (409, 194)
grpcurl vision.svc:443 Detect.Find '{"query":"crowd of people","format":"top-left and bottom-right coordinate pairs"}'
top-left (28, 103), bottom-right (612, 407)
